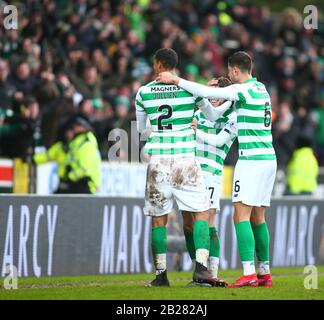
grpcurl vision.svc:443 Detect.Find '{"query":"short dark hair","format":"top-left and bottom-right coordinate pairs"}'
top-left (154, 48), bottom-right (178, 70)
top-left (217, 76), bottom-right (232, 87)
top-left (228, 51), bottom-right (252, 73)
top-left (24, 96), bottom-right (37, 106)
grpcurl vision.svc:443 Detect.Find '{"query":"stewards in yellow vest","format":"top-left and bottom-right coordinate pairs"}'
top-left (33, 115), bottom-right (75, 193)
top-left (34, 141), bottom-right (69, 180)
top-left (287, 136), bottom-right (319, 194)
top-left (65, 119), bottom-right (101, 194)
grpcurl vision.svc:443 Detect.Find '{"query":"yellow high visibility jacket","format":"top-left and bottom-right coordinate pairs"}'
top-left (287, 147), bottom-right (319, 194)
top-left (67, 131), bottom-right (102, 193)
top-left (33, 142), bottom-right (68, 179)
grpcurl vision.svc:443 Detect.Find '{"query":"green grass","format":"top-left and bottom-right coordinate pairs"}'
top-left (0, 267), bottom-right (324, 300)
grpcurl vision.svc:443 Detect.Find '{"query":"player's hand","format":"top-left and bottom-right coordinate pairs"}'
top-left (156, 72), bottom-right (179, 85)
top-left (207, 79), bottom-right (218, 87)
top-left (191, 119), bottom-right (197, 131)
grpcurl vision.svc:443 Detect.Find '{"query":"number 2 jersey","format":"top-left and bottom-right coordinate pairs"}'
top-left (135, 80), bottom-right (200, 156)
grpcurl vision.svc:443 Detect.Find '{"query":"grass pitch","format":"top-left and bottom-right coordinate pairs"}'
top-left (0, 266), bottom-right (323, 300)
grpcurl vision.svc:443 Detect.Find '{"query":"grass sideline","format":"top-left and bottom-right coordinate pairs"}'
top-left (0, 266), bottom-right (323, 300)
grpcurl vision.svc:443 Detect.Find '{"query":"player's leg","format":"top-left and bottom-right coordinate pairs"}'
top-left (192, 210), bottom-right (210, 268)
top-left (233, 202), bottom-right (256, 278)
top-left (249, 159), bottom-right (276, 287)
top-left (192, 211), bottom-right (227, 287)
top-left (208, 209), bottom-right (220, 278)
top-left (144, 157), bottom-right (173, 287)
top-left (230, 202), bottom-right (258, 287)
top-left (230, 160), bottom-right (259, 287)
top-left (182, 210), bottom-right (213, 287)
top-left (250, 206), bottom-right (272, 287)
top-left (206, 174), bottom-right (221, 279)
top-left (181, 211), bottom-right (196, 261)
top-left (172, 157), bottom-right (226, 286)
top-left (147, 214), bottom-right (170, 287)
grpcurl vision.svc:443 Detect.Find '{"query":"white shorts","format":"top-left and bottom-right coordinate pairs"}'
top-left (202, 171), bottom-right (221, 210)
top-left (232, 159), bottom-right (277, 207)
top-left (144, 155), bottom-right (210, 216)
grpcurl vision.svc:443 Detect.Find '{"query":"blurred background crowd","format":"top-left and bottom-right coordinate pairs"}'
top-left (0, 0), bottom-right (323, 168)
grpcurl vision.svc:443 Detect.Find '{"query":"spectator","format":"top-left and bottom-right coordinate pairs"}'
top-left (0, 59), bottom-right (17, 110)
top-left (312, 93), bottom-right (324, 166)
top-left (0, 1), bottom-right (322, 172)
top-left (71, 63), bottom-right (101, 98)
top-left (0, 96), bottom-right (40, 159)
top-left (65, 115), bottom-right (102, 193)
top-left (272, 100), bottom-right (296, 165)
top-left (9, 61), bottom-right (38, 98)
top-left (33, 116), bottom-right (73, 193)
top-left (286, 136), bottom-right (319, 195)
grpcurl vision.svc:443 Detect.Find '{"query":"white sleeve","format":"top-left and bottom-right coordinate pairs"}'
top-left (135, 88), bottom-right (147, 133)
top-left (196, 99), bottom-right (233, 121)
top-left (179, 78), bottom-right (240, 101)
top-left (196, 117), bottom-right (237, 147)
top-left (136, 111), bottom-right (148, 133)
top-left (196, 128), bottom-right (232, 147)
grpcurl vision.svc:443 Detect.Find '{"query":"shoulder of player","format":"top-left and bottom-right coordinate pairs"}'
top-left (136, 81), bottom-right (158, 93)
top-left (146, 80), bottom-right (158, 87)
top-left (136, 81), bottom-right (155, 98)
top-left (231, 81), bottom-right (268, 101)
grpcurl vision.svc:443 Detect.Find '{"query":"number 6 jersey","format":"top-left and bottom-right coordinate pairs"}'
top-left (233, 77), bottom-right (276, 161)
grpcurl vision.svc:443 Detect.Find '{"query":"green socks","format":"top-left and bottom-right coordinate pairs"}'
top-left (193, 220), bottom-right (210, 267)
top-left (152, 226), bottom-right (167, 254)
top-left (235, 221), bottom-right (256, 275)
top-left (208, 227), bottom-right (220, 278)
top-left (193, 220), bottom-right (210, 250)
top-left (235, 221), bottom-right (255, 261)
top-left (152, 226), bottom-right (167, 274)
top-left (184, 226), bottom-right (220, 260)
top-left (209, 227), bottom-right (220, 258)
top-left (252, 222), bottom-right (270, 262)
top-left (185, 231), bottom-right (196, 260)
top-left (252, 222), bottom-right (270, 275)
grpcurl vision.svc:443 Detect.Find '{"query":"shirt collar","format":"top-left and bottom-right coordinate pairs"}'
top-left (244, 77), bottom-right (257, 83)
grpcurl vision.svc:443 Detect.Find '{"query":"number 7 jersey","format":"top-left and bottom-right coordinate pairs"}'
top-left (233, 77), bottom-right (276, 161)
top-left (135, 80), bottom-right (200, 156)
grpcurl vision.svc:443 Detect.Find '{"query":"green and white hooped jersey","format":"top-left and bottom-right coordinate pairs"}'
top-left (135, 81), bottom-right (199, 156)
top-left (194, 107), bottom-right (237, 176)
top-left (234, 78), bottom-right (276, 161)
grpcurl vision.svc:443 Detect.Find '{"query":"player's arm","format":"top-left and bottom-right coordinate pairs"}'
top-left (157, 73), bottom-right (240, 101)
top-left (135, 88), bottom-right (148, 134)
top-left (196, 98), bottom-right (233, 121)
top-left (196, 119), bottom-right (237, 148)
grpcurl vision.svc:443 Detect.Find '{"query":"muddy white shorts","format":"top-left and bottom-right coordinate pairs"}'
top-left (232, 159), bottom-right (277, 207)
top-left (144, 155), bottom-right (210, 216)
top-left (202, 171), bottom-right (221, 210)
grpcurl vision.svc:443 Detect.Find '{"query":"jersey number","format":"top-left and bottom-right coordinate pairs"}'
top-left (264, 102), bottom-right (271, 127)
top-left (208, 187), bottom-right (215, 199)
top-left (234, 180), bottom-right (240, 193)
top-left (158, 105), bottom-right (173, 130)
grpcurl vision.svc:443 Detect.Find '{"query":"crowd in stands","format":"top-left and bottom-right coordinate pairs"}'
top-left (0, 0), bottom-right (323, 166)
